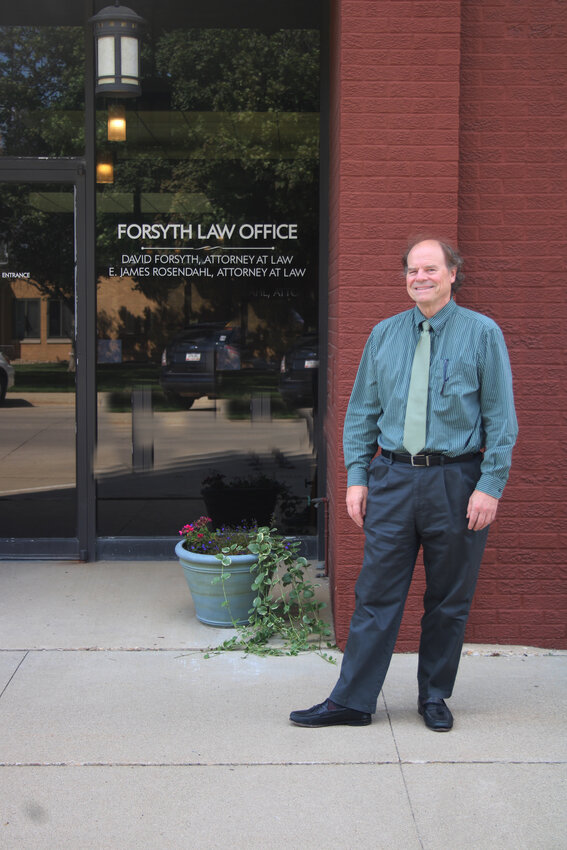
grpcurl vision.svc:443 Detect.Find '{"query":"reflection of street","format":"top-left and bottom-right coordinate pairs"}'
top-left (95, 394), bottom-right (317, 536)
top-left (96, 395), bottom-right (314, 477)
top-left (1, 393), bottom-right (316, 539)
top-left (0, 393), bottom-right (77, 538)
top-left (0, 394), bottom-right (76, 495)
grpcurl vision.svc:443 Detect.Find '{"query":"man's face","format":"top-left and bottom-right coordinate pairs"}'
top-left (405, 240), bottom-right (456, 318)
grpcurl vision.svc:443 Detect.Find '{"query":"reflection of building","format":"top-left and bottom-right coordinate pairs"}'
top-left (0, 1), bottom-right (566, 653)
top-left (1, 265), bottom-right (309, 368)
top-left (2, 274), bottom-right (167, 364)
top-left (1, 277), bottom-right (74, 363)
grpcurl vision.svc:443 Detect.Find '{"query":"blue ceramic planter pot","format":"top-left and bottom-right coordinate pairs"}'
top-left (175, 540), bottom-right (259, 627)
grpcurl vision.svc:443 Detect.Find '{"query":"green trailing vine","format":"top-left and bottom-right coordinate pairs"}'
top-left (208, 526), bottom-right (336, 662)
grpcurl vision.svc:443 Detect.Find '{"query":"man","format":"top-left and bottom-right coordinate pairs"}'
top-left (290, 237), bottom-right (518, 731)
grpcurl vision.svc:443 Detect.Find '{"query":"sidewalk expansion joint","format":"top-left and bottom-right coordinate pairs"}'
top-left (2, 759), bottom-right (565, 768)
top-left (0, 650), bottom-right (28, 700)
top-left (0, 647), bottom-right (243, 652)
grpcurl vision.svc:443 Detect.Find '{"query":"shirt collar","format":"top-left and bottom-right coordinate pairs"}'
top-left (412, 298), bottom-right (456, 333)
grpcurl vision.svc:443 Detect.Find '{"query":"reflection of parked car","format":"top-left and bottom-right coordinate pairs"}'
top-left (159, 323), bottom-right (241, 408)
top-left (0, 352), bottom-right (15, 404)
top-left (279, 336), bottom-right (319, 408)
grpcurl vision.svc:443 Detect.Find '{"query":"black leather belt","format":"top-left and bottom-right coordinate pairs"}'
top-left (381, 449), bottom-right (481, 467)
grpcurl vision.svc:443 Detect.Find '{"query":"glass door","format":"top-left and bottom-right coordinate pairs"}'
top-left (0, 163), bottom-right (90, 558)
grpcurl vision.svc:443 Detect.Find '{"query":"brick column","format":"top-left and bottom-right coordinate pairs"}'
top-left (327, 0), bottom-right (463, 648)
top-left (457, 0), bottom-right (567, 647)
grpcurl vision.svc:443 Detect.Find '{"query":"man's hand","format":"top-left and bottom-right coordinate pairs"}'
top-left (466, 489), bottom-right (499, 531)
top-left (346, 485), bottom-right (368, 528)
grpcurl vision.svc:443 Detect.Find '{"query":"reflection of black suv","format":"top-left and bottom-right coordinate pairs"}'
top-left (159, 323), bottom-right (241, 408)
top-left (279, 335), bottom-right (319, 408)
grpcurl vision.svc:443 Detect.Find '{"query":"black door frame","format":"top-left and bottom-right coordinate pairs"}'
top-left (0, 158), bottom-right (96, 560)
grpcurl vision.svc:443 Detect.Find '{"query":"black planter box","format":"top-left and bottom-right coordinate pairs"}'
top-left (203, 487), bottom-right (279, 528)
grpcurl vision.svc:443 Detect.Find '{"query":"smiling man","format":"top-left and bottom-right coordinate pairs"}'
top-left (290, 236), bottom-right (518, 732)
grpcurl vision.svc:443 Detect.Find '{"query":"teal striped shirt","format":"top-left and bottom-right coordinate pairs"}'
top-left (343, 299), bottom-right (518, 498)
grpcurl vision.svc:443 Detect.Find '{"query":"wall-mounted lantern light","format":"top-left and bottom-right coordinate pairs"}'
top-left (107, 103), bottom-right (127, 141)
top-left (90, 2), bottom-right (145, 98)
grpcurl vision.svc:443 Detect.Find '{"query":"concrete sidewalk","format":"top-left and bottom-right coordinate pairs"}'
top-left (0, 560), bottom-right (566, 849)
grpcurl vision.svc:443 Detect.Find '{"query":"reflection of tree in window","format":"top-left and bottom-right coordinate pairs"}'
top-left (0, 26), bottom-right (85, 158)
top-left (0, 27), bottom-right (82, 365)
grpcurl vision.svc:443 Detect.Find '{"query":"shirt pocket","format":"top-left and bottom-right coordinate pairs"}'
top-left (436, 357), bottom-right (479, 398)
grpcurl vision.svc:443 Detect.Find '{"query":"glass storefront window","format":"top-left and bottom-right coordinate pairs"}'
top-left (95, 26), bottom-right (321, 540)
top-left (0, 4), bottom-right (324, 559)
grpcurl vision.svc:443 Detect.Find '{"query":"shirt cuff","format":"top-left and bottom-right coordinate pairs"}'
top-left (475, 473), bottom-right (506, 500)
top-left (347, 466), bottom-right (369, 488)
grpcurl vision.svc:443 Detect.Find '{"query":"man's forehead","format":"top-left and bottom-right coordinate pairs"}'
top-left (407, 240), bottom-right (446, 266)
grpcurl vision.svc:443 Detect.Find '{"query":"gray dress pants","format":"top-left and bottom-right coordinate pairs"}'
top-left (330, 453), bottom-right (489, 714)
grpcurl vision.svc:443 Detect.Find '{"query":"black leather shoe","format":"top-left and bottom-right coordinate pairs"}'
top-left (290, 699), bottom-right (372, 728)
top-left (418, 697), bottom-right (453, 731)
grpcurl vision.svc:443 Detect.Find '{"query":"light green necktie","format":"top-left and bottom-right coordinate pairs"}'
top-left (403, 320), bottom-right (431, 455)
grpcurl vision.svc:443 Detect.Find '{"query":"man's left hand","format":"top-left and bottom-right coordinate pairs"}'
top-left (466, 490), bottom-right (499, 531)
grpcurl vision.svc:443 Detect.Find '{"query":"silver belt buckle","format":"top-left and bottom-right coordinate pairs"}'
top-left (411, 454), bottom-right (429, 467)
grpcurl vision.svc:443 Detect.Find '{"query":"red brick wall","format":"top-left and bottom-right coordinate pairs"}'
top-left (326, 0), bottom-right (342, 623)
top-left (328, 0), bottom-right (567, 650)
top-left (457, 0), bottom-right (567, 647)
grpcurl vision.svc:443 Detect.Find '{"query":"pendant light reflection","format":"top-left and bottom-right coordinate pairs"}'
top-left (108, 103), bottom-right (126, 141)
top-left (97, 154), bottom-right (114, 184)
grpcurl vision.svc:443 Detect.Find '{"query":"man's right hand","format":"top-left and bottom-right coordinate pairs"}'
top-left (346, 485), bottom-right (368, 528)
